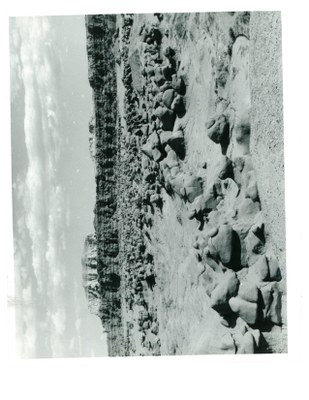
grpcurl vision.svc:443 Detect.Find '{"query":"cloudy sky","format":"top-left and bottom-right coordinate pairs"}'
top-left (10, 15), bottom-right (108, 358)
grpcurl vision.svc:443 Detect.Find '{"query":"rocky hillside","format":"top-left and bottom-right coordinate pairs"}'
top-left (82, 12), bottom-right (286, 356)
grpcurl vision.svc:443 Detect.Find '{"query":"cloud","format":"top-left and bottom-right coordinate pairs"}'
top-left (13, 17), bottom-right (66, 291)
top-left (11, 17), bottom-right (71, 358)
top-left (9, 19), bottom-right (23, 101)
top-left (10, 16), bottom-right (104, 359)
top-left (50, 308), bottom-right (66, 336)
top-left (22, 320), bottom-right (37, 357)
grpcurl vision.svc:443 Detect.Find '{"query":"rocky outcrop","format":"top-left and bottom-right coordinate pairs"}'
top-left (82, 11), bottom-right (285, 356)
top-left (81, 233), bottom-right (101, 316)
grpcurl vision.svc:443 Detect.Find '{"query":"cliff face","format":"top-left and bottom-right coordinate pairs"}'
top-left (84, 14), bottom-right (124, 355)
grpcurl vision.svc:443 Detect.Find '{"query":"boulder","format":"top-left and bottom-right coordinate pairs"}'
top-left (171, 94), bottom-right (186, 116)
top-left (244, 170), bottom-right (259, 201)
top-left (162, 64), bottom-right (174, 81)
top-left (210, 271), bottom-right (240, 314)
top-left (211, 225), bottom-right (234, 265)
top-left (260, 282), bottom-right (282, 324)
top-left (238, 331), bottom-right (255, 354)
top-left (188, 190), bottom-right (218, 219)
top-left (168, 130), bottom-right (185, 156)
top-left (210, 224), bottom-right (240, 268)
top-left (219, 333), bottom-right (236, 353)
top-left (267, 284), bottom-right (282, 325)
top-left (233, 157), bottom-right (245, 185)
top-left (206, 114), bottom-right (229, 145)
top-left (153, 92), bottom-right (163, 108)
top-left (228, 223), bottom-right (248, 267)
top-left (246, 255), bottom-right (269, 283)
top-left (206, 226), bottom-right (219, 240)
top-left (157, 107), bottom-right (176, 131)
top-left (159, 130), bottom-right (172, 147)
top-left (170, 165), bottom-right (181, 178)
top-left (183, 173), bottom-right (203, 203)
top-left (151, 322), bottom-right (159, 335)
top-left (235, 197), bottom-right (264, 244)
top-left (141, 132), bottom-right (162, 161)
top-left (154, 69), bottom-right (165, 87)
top-left (203, 188), bottom-right (218, 211)
top-left (141, 142), bottom-right (153, 159)
top-left (245, 230), bottom-right (265, 265)
top-left (163, 46), bottom-right (176, 58)
top-left (207, 237), bottom-right (218, 259)
top-left (268, 257), bottom-right (282, 281)
top-left (162, 88), bottom-right (175, 109)
top-left (233, 108), bottom-right (251, 155)
top-left (160, 81), bottom-right (173, 92)
top-left (164, 148), bottom-right (179, 169)
top-left (170, 173), bottom-right (186, 198)
top-left (237, 198), bottom-right (261, 225)
top-left (251, 329), bottom-right (261, 348)
top-left (149, 132), bottom-right (160, 147)
top-left (233, 332), bottom-right (245, 350)
top-left (229, 296), bottom-right (258, 325)
top-left (172, 75), bottom-right (186, 95)
top-left (221, 177), bottom-right (240, 204)
top-left (238, 282), bottom-right (259, 303)
top-left (144, 170), bottom-right (156, 184)
top-left (149, 27), bottom-right (162, 44)
top-left (214, 156), bottom-right (233, 180)
top-left (152, 148), bottom-right (163, 162)
top-left (155, 106), bottom-right (165, 119)
top-left (242, 155), bottom-right (254, 174)
top-left (151, 82), bottom-right (160, 96)
top-left (235, 317), bottom-right (248, 335)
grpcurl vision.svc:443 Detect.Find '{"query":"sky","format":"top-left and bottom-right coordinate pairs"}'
top-left (10, 15), bottom-right (108, 358)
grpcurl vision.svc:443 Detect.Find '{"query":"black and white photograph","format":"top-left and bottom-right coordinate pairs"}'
top-left (9, 10), bottom-right (287, 358)
top-left (4, 0), bottom-right (309, 398)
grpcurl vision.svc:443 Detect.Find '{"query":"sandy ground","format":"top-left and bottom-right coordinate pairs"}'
top-left (250, 12), bottom-right (286, 351)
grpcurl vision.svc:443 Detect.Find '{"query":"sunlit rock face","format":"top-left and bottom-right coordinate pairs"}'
top-left (81, 233), bottom-right (102, 316)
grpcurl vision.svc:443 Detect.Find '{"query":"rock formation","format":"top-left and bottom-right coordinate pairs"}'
top-left (81, 233), bottom-right (102, 316)
top-left (82, 11), bottom-right (286, 356)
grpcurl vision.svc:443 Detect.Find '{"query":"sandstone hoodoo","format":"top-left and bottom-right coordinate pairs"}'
top-left (82, 12), bottom-right (286, 356)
